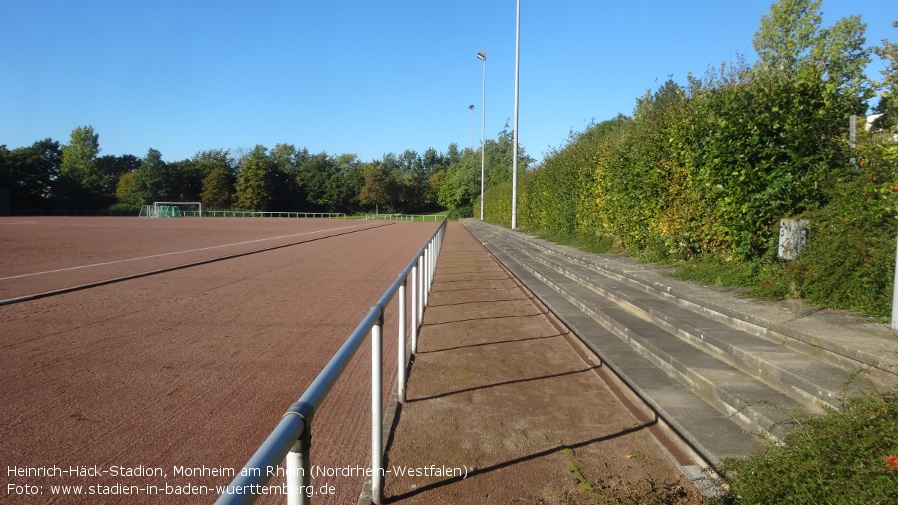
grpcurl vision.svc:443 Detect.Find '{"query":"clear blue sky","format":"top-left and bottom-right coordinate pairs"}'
top-left (1, 1), bottom-right (895, 164)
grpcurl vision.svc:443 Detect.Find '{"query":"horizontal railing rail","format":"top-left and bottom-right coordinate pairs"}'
top-left (215, 217), bottom-right (446, 505)
top-left (196, 211), bottom-right (347, 219)
top-left (2, 208), bottom-right (140, 217)
top-left (0, 209), bottom-right (348, 219)
top-left (365, 213), bottom-right (448, 222)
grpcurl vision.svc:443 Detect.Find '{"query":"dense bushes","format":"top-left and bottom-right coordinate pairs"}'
top-left (482, 1), bottom-right (898, 316)
top-left (790, 180), bottom-right (898, 316)
top-left (718, 392), bottom-right (898, 504)
top-left (502, 68), bottom-right (865, 262)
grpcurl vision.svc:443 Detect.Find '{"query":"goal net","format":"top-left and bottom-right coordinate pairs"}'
top-left (139, 202), bottom-right (202, 218)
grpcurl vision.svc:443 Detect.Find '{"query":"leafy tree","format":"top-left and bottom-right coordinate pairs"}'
top-left (297, 151), bottom-right (334, 210)
top-left (359, 162), bottom-right (395, 213)
top-left (872, 21), bottom-right (898, 131)
top-left (0, 145), bottom-right (10, 193)
top-left (337, 154), bottom-right (367, 213)
top-left (201, 167), bottom-right (235, 209)
top-left (323, 153), bottom-right (358, 212)
top-left (96, 154), bottom-right (140, 201)
top-left (193, 149), bottom-right (234, 177)
top-left (1, 139), bottom-right (61, 208)
top-left (484, 123), bottom-right (534, 187)
top-left (115, 171), bottom-right (141, 206)
top-left (427, 169), bottom-right (446, 207)
top-left (446, 143), bottom-right (461, 167)
top-left (195, 150), bottom-right (236, 209)
top-left (235, 145), bottom-right (275, 210)
top-left (753, 0), bottom-right (824, 76)
top-left (438, 150), bottom-right (480, 211)
top-left (266, 143), bottom-right (302, 210)
top-left (423, 147), bottom-right (446, 175)
top-left (132, 148), bottom-right (175, 204)
top-left (440, 127), bottom-right (532, 216)
top-left (812, 14), bottom-right (871, 101)
top-left (164, 159), bottom-right (197, 201)
top-left (60, 125), bottom-right (102, 193)
top-left (753, 0), bottom-right (871, 107)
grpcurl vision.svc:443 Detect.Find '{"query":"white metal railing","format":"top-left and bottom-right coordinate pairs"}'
top-left (366, 213), bottom-right (448, 222)
top-left (192, 211), bottom-right (347, 218)
top-left (3, 208), bottom-right (140, 216)
top-left (215, 218), bottom-right (446, 505)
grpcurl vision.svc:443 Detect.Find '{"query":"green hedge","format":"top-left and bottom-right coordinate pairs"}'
top-left (482, 73), bottom-right (896, 315)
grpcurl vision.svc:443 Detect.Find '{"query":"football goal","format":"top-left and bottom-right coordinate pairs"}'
top-left (139, 202), bottom-right (202, 218)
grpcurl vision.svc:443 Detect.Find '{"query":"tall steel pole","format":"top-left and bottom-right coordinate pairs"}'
top-left (477, 51), bottom-right (487, 221)
top-left (511, 0), bottom-right (520, 229)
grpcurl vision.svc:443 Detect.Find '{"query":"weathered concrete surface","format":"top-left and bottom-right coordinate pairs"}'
top-left (383, 222), bottom-right (703, 504)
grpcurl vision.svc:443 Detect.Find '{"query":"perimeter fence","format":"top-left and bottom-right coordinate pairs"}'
top-left (3, 209), bottom-right (348, 218)
top-left (365, 213), bottom-right (448, 222)
top-left (215, 217), bottom-right (447, 505)
top-left (3, 208), bottom-right (139, 216)
top-left (199, 211), bottom-right (347, 218)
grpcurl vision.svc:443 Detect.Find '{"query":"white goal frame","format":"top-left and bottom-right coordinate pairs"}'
top-left (139, 201), bottom-right (203, 218)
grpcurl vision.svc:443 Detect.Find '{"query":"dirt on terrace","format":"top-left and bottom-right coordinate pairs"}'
top-left (382, 222), bottom-right (706, 505)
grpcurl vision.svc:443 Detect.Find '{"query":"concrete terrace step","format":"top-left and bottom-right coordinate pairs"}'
top-left (493, 225), bottom-right (898, 380)
top-left (471, 227), bottom-right (805, 442)
top-left (491, 229), bottom-right (862, 409)
top-left (462, 220), bottom-right (898, 464)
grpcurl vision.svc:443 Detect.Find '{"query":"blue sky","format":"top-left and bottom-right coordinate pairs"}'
top-left (1, 1), bottom-right (895, 164)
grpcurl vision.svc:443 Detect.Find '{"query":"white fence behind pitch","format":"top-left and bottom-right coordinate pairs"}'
top-left (365, 214), bottom-right (447, 222)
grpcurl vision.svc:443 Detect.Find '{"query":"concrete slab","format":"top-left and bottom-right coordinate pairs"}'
top-left (381, 222), bottom-right (707, 504)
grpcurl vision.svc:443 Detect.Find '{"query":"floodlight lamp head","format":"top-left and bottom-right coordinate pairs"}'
top-left (469, 104), bottom-right (475, 110)
top-left (477, 51), bottom-right (486, 61)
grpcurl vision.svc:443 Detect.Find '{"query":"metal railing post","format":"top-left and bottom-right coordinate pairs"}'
top-left (410, 263), bottom-right (418, 354)
top-left (417, 256), bottom-right (424, 325)
top-left (434, 231), bottom-right (439, 258)
top-left (286, 428), bottom-right (312, 505)
top-left (398, 279), bottom-right (407, 403)
top-left (371, 312), bottom-right (384, 504)
top-left (424, 247), bottom-right (430, 307)
top-left (430, 237), bottom-right (435, 285)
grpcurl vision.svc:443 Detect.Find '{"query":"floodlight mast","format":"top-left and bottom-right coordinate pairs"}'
top-left (511, 1), bottom-right (520, 229)
top-left (477, 51), bottom-right (486, 221)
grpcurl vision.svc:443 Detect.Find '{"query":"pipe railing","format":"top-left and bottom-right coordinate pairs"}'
top-left (2, 208), bottom-right (141, 217)
top-left (195, 211), bottom-right (347, 219)
top-left (365, 213), bottom-right (447, 222)
top-left (215, 218), bottom-right (446, 505)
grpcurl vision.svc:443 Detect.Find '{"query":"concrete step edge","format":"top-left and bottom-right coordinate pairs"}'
top-left (501, 238), bottom-right (850, 409)
top-left (468, 228), bottom-right (768, 464)
top-left (498, 227), bottom-right (898, 378)
top-left (497, 241), bottom-right (802, 442)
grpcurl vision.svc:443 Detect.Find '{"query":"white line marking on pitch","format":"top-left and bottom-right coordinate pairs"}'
top-left (0, 222), bottom-right (379, 282)
top-left (0, 221), bottom-right (36, 225)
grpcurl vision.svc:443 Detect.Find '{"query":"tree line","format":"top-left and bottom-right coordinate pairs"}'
top-left (1, 122), bottom-right (530, 215)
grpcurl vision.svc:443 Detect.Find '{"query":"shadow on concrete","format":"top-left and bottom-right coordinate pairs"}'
top-left (417, 332), bottom-right (567, 354)
top-left (407, 366), bottom-right (601, 403)
top-left (421, 312), bottom-right (547, 327)
top-left (385, 421), bottom-right (655, 503)
top-left (426, 296), bottom-right (535, 309)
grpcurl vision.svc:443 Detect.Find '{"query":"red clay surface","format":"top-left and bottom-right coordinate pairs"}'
top-left (0, 217), bottom-right (403, 300)
top-left (0, 217), bottom-right (439, 504)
